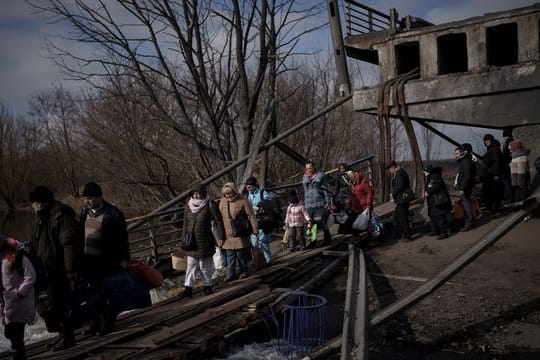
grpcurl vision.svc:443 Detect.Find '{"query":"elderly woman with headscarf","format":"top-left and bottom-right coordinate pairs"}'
top-left (179, 184), bottom-right (225, 298)
top-left (509, 139), bottom-right (531, 202)
top-left (218, 183), bottom-right (258, 281)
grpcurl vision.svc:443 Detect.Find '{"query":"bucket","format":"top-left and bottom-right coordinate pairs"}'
top-left (171, 250), bottom-right (187, 271)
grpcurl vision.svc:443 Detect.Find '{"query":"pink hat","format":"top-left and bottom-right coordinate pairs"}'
top-left (509, 139), bottom-right (522, 151)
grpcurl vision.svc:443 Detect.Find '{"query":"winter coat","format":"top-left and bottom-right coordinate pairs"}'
top-left (502, 139), bottom-right (513, 180)
top-left (483, 140), bottom-right (503, 176)
top-left (32, 201), bottom-right (84, 289)
top-left (349, 172), bottom-right (373, 214)
top-left (80, 201), bottom-right (130, 280)
top-left (425, 171), bottom-right (451, 217)
top-left (0, 248), bottom-right (36, 325)
top-left (303, 171), bottom-right (329, 210)
top-left (510, 148), bottom-right (530, 188)
top-left (219, 195), bottom-right (258, 250)
top-left (182, 201), bottom-right (225, 259)
top-left (285, 202), bottom-right (311, 227)
top-left (456, 155), bottom-right (477, 192)
top-left (391, 168), bottom-right (410, 200)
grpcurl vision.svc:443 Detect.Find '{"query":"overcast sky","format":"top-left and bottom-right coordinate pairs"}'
top-left (0, 0), bottom-right (538, 116)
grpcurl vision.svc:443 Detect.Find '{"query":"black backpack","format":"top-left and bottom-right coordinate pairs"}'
top-left (15, 249), bottom-right (50, 293)
top-left (256, 190), bottom-right (283, 232)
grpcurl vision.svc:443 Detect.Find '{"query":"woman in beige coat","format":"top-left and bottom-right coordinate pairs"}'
top-left (218, 183), bottom-right (258, 281)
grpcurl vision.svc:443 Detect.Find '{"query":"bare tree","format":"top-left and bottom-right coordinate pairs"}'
top-left (29, 0), bottom-right (324, 196)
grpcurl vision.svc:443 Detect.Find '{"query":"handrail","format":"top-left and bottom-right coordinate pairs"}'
top-left (344, 0), bottom-right (392, 36)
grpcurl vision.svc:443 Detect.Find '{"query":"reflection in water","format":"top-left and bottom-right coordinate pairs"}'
top-left (0, 209), bottom-right (35, 241)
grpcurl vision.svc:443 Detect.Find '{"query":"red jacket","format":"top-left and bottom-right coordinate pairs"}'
top-left (349, 172), bottom-right (373, 213)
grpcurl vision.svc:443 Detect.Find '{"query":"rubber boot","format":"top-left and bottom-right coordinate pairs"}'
top-left (179, 286), bottom-right (193, 298)
top-left (203, 286), bottom-right (213, 295)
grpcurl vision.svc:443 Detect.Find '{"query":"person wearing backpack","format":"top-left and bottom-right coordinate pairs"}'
top-left (0, 234), bottom-right (36, 360)
top-left (29, 186), bottom-right (84, 351)
top-left (245, 176), bottom-right (274, 265)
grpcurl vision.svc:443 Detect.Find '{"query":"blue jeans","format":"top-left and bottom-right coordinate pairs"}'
top-left (250, 230), bottom-right (272, 263)
top-left (225, 248), bottom-right (250, 279)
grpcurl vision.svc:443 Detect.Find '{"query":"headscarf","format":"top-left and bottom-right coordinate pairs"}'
top-left (221, 182), bottom-right (239, 201)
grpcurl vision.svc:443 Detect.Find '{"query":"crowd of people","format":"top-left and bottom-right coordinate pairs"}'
top-left (1, 129), bottom-right (538, 358)
top-left (1, 182), bottom-right (130, 357)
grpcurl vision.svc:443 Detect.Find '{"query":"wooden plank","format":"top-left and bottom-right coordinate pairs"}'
top-left (340, 244), bottom-right (357, 360)
top-left (368, 272), bottom-right (463, 286)
top-left (352, 250), bottom-right (368, 359)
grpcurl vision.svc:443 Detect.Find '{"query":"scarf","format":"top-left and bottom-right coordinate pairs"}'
top-left (188, 196), bottom-right (210, 214)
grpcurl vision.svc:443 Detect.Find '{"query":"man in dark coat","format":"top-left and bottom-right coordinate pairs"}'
top-left (79, 181), bottom-right (130, 335)
top-left (482, 134), bottom-right (503, 211)
top-left (455, 145), bottom-right (477, 231)
top-left (424, 165), bottom-right (451, 239)
top-left (501, 127), bottom-right (514, 201)
top-left (386, 160), bottom-right (412, 241)
top-left (29, 186), bottom-right (84, 351)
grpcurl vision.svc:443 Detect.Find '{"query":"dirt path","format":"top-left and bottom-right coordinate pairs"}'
top-left (316, 214), bottom-right (540, 358)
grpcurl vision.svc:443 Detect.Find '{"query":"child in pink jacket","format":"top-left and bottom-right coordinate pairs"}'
top-left (0, 234), bottom-right (36, 359)
top-left (284, 190), bottom-right (311, 251)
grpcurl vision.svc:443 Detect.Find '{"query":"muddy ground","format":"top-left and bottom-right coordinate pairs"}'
top-left (311, 212), bottom-right (540, 359)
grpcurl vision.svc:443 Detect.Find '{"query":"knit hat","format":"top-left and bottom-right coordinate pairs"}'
top-left (289, 190), bottom-right (299, 204)
top-left (29, 186), bottom-right (54, 203)
top-left (423, 164), bottom-right (435, 174)
top-left (82, 182), bottom-right (103, 197)
top-left (483, 134), bottom-right (495, 142)
top-left (192, 184), bottom-right (207, 197)
top-left (502, 127), bottom-right (513, 138)
top-left (245, 176), bottom-right (258, 186)
top-left (461, 143), bottom-right (473, 153)
top-left (385, 160), bottom-right (397, 170)
top-left (509, 139), bottom-right (523, 152)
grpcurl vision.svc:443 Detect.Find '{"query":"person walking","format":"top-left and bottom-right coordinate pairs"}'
top-left (481, 134), bottom-right (503, 212)
top-left (79, 181), bottom-right (130, 336)
top-left (218, 183), bottom-right (258, 281)
top-left (454, 145), bottom-right (477, 231)
top-left (29, 186), bottom-right (83, 351)
top-left (179, 185), bottom-right (225, 298)
top-left (0, 234), bottom-right (36, 360)
top-left (509, 139), bottom-right (531, 202)
top-left (348, 171), bottom-right (374, 235)
top-left (284, 190), bottom-right (311, 251)
top-left (245, 176), bottom-right (273, 265)
top-left (424, 165), bottom-right (452, 239)
top-left (386, 161), bottom-right (413, 241)
top-left (302, 161), bottom-right (332, 246)
top-left (501, 128), bottom-right (514, 201)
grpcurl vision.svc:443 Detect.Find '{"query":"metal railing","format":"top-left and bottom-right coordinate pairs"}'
top-left (343, 0), bottom-right (392, 36)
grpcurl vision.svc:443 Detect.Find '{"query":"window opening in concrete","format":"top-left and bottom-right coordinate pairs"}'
top-left (486, 23), bottom-right (518, 66)
top-left (437, 33), bottom-right (468, 75)
top-left (395, 41), bottom-right (420, 75)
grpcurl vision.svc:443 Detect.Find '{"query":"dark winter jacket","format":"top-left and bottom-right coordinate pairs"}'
top-left (334, 171), bottom-right (351, 208)
top-left (303, 170), bottom-right (329, 209)
top-left (80, 201), bottom-right (130, 280)
top-left (456, 154), bottom-right (477, 192)
top-left (502, 138), bottom-right (513, 180)
top-left (182, 201), bottom-right (225, 259)
top-left (32, 201), bottom-right (84, 289)
top-left (483, 140), bottom-right (503, 176)
top-left (391, 168), bottom-right (410, 200)
top-left (426, 169), bottom-right (451, 217)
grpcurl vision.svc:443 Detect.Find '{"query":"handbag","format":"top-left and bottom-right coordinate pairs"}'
top-left (181, 232), bottom-right (197, 251)
top-left (128, 260), bottom-right (164, 289)
top-left (228, 202), bottom-right (253, 237)
top-left (368, 215), bottom-right (384, 240)
top-left (251, 246), bottom-right (266, 270)
top-left (432, 191), bottom-right (450, 207)
top-left (395, 188), bottom-right (416, 204)
top-left (453, 200), bottom-right (465, 220)
top-left (352, 208), bottom-right (370, 231)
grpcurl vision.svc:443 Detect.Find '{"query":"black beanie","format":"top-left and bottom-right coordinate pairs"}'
top-left (502, 128), bottom-right (513, 138)
top-left (289, 190), bottom-right (299, 204)
top-left (82, 182), bottom-right (103, 197)
top-left (192, 184), bottom-right (207, 197)
top-left (483, 134), bottom-right (495, 142)
top-left (245, 176), bottom-right (258, 186)
top-left (29, 186), bottom-right (54, 203)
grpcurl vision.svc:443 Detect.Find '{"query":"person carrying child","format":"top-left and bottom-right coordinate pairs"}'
top-left (0, 234), bottom-right (36, 360)
top-left (284, 190), bottom-right (312, 251)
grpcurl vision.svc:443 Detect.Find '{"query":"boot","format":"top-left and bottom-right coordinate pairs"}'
top-left (179, 286), bottom-right (193, 298)
top-left (203, 286), bottom-right (213, 295)
top-left (52, 332), bottom-right (75, 351)
top-left (97, 311), bottom-right (117, 336)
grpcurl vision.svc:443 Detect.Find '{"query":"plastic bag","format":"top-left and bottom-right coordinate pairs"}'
top-left (213, 246), bottom-right (224, 269)
top-left (305, 224), bottom-right (318, 244)
top-left (352, 208), bottom-right (370, 231)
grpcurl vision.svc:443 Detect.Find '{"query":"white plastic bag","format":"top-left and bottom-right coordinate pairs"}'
top-left (213, 246), bottom-right (224, 269)
top-left (352, 208), bottom-right (370, 231)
